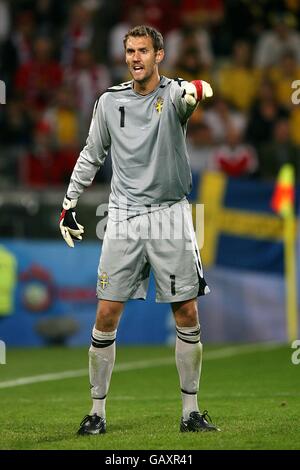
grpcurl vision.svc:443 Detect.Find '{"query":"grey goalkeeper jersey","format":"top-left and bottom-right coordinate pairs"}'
top-left (67, 76), bottom-right (197, 218)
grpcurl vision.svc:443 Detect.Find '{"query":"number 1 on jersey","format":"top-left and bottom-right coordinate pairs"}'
top-left (119, 106), bottom-right (125, 128)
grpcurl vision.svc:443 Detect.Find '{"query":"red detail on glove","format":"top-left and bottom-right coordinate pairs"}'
top-left (59, 209), bottom-right (66, 222)
top-left (191, 80), bottom-right (203, 101)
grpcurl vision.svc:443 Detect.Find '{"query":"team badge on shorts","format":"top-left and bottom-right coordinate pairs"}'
top-left (99, 272), bottom-right (109, 289)
top-left (154, 96), bottom-right (164, 114)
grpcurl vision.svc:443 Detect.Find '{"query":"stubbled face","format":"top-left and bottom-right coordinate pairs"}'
top-left (125, 36), bottom-right (162, 84)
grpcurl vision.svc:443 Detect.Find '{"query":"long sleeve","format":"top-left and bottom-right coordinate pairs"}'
top-left (169, 79), bottom-right (198, 124)
top-left (67, 94), bottom-right (111, 199)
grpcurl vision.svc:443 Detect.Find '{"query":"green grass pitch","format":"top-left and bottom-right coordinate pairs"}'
top-left (0, 343), bottom-right (299, 450)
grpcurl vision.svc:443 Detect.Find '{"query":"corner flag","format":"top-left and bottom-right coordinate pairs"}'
top-left (271, 164), bottom-right (298, 341)
top-left (271, 164), bottom-right (295, 216)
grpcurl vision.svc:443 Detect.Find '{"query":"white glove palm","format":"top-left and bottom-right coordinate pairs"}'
top-left (183, 80), bottom-right (213, 106)
top-left (59, 197), bottom-right (84, 248)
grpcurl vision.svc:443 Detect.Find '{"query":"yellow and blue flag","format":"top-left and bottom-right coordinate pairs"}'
top-left (190, 172), bottom-right (300, 274)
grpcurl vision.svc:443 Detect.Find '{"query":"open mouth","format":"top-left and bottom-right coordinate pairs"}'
top-left (133, 65), bottom-right (144, 72)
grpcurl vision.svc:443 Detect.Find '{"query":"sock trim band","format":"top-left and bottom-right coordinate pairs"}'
top-left (91, 394), bottom-right (107, 400)
top-left (176, 325), bottom-right (200, 344)
top-left (91, 336), bottom-right (116, 348)
top-left (177, 337), bottom-right (200, 344)
top-left (176, 326), bottom-right (200, 336)
top-left (181, 388), bottom-right (198, 395)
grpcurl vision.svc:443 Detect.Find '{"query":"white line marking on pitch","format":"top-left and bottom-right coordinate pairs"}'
top-left (0, 342), bottom-right (280, 389)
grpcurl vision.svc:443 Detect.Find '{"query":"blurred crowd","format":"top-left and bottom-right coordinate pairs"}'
top-left (1, 0), bottom-right (300, 190)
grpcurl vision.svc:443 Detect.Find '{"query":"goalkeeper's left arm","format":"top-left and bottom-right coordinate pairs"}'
top-left (170, 79), bottom-right (213, 122)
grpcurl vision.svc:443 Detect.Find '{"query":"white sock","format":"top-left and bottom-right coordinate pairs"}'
top-left (90, 397), bottom-right (107, 418)
top-left (89, 326), bottom-right (117, 418)
top-left (175, 324), bottom-right (202, 420)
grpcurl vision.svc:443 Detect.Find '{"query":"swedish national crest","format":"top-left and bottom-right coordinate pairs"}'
top-left (154, 96), bottom-right (164, 114)
top-left (99, 272), bottom-right (109, 289)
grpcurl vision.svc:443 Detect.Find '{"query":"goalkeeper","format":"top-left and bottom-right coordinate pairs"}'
top-left (60, 25), bottom-right (219, 435)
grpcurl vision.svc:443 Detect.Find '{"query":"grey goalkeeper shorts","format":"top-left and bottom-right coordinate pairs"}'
top-left (97, 200), bottom-right (210, 303)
